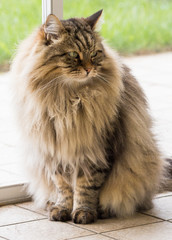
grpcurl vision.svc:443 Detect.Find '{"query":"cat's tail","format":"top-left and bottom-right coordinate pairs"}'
top-left (159, 158), bottom-right (172, 193)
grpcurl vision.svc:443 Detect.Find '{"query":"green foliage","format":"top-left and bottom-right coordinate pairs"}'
top-left (0, 0), bottom-right (42, 64)
top-left (64, 0), bottom-right (172, 54)
top-left (0, 0), bottom-right (172, 64)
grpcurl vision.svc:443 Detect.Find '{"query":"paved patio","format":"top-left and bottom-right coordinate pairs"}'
top-left (0, 52), bottom-right (172, 239)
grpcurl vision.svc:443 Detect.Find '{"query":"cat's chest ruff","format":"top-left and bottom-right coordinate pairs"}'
top-left (56, 87), bottom-right (103, 118)
top-left (49, 86), bottom-right (110, 142)
top-left (47, 87), bottom-right (109, 166)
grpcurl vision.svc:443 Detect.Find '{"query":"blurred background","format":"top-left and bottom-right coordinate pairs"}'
top-left (0, 0), bottom-right (172, 72)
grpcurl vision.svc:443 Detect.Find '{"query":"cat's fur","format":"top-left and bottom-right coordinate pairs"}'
top-left (11, 10), bottom-right (171, 224)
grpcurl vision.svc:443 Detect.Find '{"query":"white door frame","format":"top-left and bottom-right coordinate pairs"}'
top-left (42, 0), bottom-right (63, 23)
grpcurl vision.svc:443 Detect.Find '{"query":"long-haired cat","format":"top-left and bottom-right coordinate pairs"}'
top-left (11, 10), bottom-right (171, 224)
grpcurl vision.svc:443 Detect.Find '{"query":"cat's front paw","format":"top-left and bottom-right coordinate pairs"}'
top-left (49, 206), bottom-right (71, 222)
top-left (72, 207), bottom-right (97, 224)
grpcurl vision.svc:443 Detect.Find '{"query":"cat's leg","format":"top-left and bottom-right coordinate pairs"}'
top-left (49, 173), bottom-right (73, 222)
top-left (72, 168), bottom-right (107, 224)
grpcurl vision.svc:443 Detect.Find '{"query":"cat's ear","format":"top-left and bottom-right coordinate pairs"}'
top-left (85, 9), bottom-right (103, 30)
top-left (43, 14), bottom-right (65, 40)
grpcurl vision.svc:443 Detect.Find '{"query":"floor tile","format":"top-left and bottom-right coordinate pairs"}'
top-left (70, 234), bottom-right (113, 240)
top-left (0, 130), bottom-right (19, 147)
top-left (0, 119), bottom-right (14, 134)
top-left (70, 213), bottom-right (161, 233)
top-left (0, 162), bottom-right (24, 177)
top-left (0, 219), bottom-right (93, 240)
top-left (0, 205), bottom-right (45, 226)
top-left (104, 221), bottom-right (172, 240)
top-left (155, 192), bottom-right (172, 199)
top-left (143, 195), bottom-right (172, 220)
top-left (0, 170), bottom-right (26, 187)
top-left (16, 201), bottom-right (47, 217)
top-left (0, 237), bottom-right (9, 240)
top-left (0, 144), bottom-right (20, 166)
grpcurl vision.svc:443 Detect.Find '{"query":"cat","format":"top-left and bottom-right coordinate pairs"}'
top-left (11, 10), bottom-right (172, 224)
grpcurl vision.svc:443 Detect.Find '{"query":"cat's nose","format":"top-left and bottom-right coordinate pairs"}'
top-left (85, 68), bottom-right (92, 74)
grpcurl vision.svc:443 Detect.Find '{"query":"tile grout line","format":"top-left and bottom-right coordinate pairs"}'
top-left (0, 205), bottom-right (103, 236)
top-left (66, 221), bottom-right (97, 234)
top-left (140, 211), bottom-right (170, 221)
top-left (154, 194), bottom-right (172, 199)
top-left (67, 232), bottom-right (118, 240)
top-left (15, 204), bottom-right (132, 237)
top-left (0, 236), bottom-right (10, 240)
top-left (0, 218), bottom-right (47, 228)
top-left (100, 220), bottom-right (168, 235)
top-left (15, 204), bottom-right (100, 234)
top-left (66, 217), bottom-right (164, 236)
top-left (64, 211), bottom-right (166, 236)
top-left (99, 233), bottom-right (118, 240)
top-left (66, 233), bottom-right (96, 240)
top-left (14, 204), bottom-right (47, 217)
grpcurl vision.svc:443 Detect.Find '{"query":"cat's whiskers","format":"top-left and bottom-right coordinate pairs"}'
top-left (96, 73), bottom-right (111, 87)
top-left (35, 74), bottom-right (66, 95)
top-left (30, 74), bottom-right (60, 89)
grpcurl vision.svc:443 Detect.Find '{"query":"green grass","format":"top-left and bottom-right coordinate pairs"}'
top-left (0, 0), bottom-right (42, 65)
top-left (0, 0), bottom-right (172, 65)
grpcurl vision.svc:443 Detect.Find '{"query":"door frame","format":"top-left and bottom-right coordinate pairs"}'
top-left (42, 0), bottom-right (63, 23)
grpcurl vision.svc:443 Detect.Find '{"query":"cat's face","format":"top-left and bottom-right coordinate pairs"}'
top-left (40, 10), bottom-right (105, 84)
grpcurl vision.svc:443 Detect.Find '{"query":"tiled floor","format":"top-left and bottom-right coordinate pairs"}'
top-left (0, 192), bottom-right (172, 240)
top-left (0, 52), bottom-right (172, 239)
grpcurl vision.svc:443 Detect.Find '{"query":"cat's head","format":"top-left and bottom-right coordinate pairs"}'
top-left (38, 10), bottom-right (105, 84)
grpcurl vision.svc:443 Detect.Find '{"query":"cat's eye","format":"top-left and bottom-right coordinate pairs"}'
top-left (91, 51), bottom-right (97, 58)
top-left (68, 51), bottom-right (79, 58)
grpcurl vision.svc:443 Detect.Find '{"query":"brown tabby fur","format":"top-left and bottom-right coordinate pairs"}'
top-left (11, 10), bottom-right (170, 224)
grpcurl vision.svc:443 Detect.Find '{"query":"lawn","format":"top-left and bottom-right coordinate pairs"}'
top-left (0, 0), bottom-right (172, 66)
